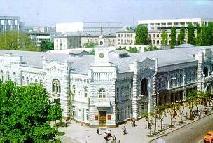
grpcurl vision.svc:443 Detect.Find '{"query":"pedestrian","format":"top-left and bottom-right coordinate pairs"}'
top-left (112, 135), bottom-right (116, 141)
top-left (133, 119), bottom-right (136, 127)
top-left (123, 126), bottom-right (127, 135)
top-left (118, 140), bottom-right (121, 143)
top-left (97, 128), bottom-right (99, 135)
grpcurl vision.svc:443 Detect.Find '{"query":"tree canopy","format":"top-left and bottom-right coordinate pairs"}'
top-left (40, 40), bottom-right (54, 51)
top-left (187, 23), bottom-right (195, 45)
top-left (0, 81), bottom-right (62, 142)
top-left (161, 31), bottom-right (168, 46)
top-left (0, 31), bottom-right (38, 51)
top-left (135, 24), bottom-right (150, 45)
top-left (170, 27), bottom-right (176, 48)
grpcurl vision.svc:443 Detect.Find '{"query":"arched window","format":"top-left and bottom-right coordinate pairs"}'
top-left (52, 79), bottom-right (61, 93)
top-left (98, 88), bottom-right (106, 98)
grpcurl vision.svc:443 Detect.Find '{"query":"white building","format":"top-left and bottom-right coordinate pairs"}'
top-left (138, 18), bottom-right (213, 46)
top-left (54, 35), bottom-right (81, 50)
top-left (1, 45), bottom-right (213, 127)
top-left (0, 16), bottom-right (20, 32)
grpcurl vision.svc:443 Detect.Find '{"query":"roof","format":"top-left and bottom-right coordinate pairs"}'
top-left (1, 46), bottom-right (212, 75)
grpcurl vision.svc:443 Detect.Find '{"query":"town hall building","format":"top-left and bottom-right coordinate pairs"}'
top-left (0, 45), bottom-right (213, 127)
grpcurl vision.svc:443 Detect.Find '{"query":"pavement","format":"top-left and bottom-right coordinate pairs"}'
top-left (59, 103), bottom-right (213, 143)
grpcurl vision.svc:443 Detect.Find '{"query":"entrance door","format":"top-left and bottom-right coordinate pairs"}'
top-left (99, 111), bottom-right (106, 127)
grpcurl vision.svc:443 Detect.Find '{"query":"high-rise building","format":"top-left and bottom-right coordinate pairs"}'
top-left (0, 16), bottom-right (21, 33)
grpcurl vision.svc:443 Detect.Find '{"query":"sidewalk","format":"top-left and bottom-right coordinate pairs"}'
top-left (59, 104), bottom-right (213, 143)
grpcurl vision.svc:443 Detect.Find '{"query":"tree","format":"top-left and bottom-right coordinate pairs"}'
top-left (83, 42), bottom-right (97, 48)
top-left (144, 45), bottom-right (158, 51)
top-left (127, 47), bottom-right (138, 53)
top-left (177, 28), bottom-right (185, 45)
top-left (0, 31), bottom-right (38, 51)
top-left (40, 40), bottom-right (54, 51)
top-left (135, 24), bottom-right (150, 45)
top-left (161, 30), bottom-right (168, 46)
top-left (187, 23), bottom-right (195, 45)
top-left (195, 25), bottom-right (202, 46)
top-left (0, 81), bottom-right (62, 142)
top-left (170, 27), bottom-right (176, 48)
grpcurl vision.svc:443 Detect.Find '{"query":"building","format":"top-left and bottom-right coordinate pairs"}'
top-left (81, 34), bottom-right (116, 47)
top-left (138, 18), bottom-right (213, 46)
top-left (0, 16), bottom-right (21, 32)
top-left (56, 22), bottom-right (122, 36)
top-left (29, 32), bottom-right (51, 47)
top-left (116, 29), bottom-right (135, 45)
top-left (54, 35), bottom-right (81, 50)
top-left (1, 45), bottom-right (213, 127)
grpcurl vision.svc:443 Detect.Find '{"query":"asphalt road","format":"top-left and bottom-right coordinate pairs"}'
top-left (159, 114), bottom-right (213, 143)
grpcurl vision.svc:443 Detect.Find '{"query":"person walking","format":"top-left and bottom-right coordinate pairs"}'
top-left (97, 128), bottom-right (100, 135)
top-left (123, 126), bottom-right (127, 135)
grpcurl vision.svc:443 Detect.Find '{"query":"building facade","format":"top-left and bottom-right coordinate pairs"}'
top-left (138, 18), bottom-right (213, 46)
top-left (1, 46), bottom-right (213, 127)
top-left (0, 16), bottom-right (21, 33)
top-left (54, 35), bottom-right (82, 50)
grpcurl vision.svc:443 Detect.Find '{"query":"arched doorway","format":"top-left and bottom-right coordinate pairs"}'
top-left (141, 78), bottom-right (148, 96)
top-left (52, 79), bottom-right (61, 101)
top-left (203, 67), bottom-right (208, 77)
top-left (140, 78), bottom-right (149, 114)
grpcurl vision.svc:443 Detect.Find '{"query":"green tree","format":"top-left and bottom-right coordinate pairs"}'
top-left (161, 30), bottom-right (168, 46)
top-left (195, 25), bottom-right (202, 46)
top-left (0, 81), bottom-right (62, 142)
top-left (40, 40), bottom-right (54, 51)
top-left (170, 27), bottom-right (176, 48)
top-left (84, 42), bottom-right (97, 48)
top-left (135, 24), bottom-right (150, 45)
top-left (187, 23), bottom-right (195, 45)
top-left (0, 31), bottom-right (38, 51)
top-left (177, 28), bottom-right (185, 45)
top-left (127, 47), bottom-right (138, 53)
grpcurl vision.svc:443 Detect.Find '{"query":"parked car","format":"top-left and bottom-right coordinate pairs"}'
top-left (204, 131), bottom-right (213, 143)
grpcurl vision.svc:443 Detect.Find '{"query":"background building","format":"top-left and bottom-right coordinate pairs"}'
top-left (138, 18), bottom-right (213, 46)
top-left (0, 16), bottom-right (21, 32)
top-left (54, 35), bottom-right (81, 50)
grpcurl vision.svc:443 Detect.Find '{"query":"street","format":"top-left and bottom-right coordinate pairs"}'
top-left (160, 114), bottom-right (213, 143)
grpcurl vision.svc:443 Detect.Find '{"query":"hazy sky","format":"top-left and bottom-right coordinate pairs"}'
top-left (0, 0), bottom-right (213, 26)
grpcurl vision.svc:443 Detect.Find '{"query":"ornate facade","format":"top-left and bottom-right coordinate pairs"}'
top-left (0, 46), bottom-right (213, 127)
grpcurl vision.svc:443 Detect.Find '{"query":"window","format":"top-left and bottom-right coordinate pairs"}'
top-left (52, 79), bottom-right (61, 93)
top-left (84, 86), bottom-right (88, 97)
top-left (107, 115), bottom-right (111, 120)
top-left (98, 88), bottom-right (106, 98)
top-left (72, 85), bottom-right (76, 94)
top-left (0, 70), bottom-right (3, 81)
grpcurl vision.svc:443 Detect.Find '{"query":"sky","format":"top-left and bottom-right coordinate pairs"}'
top-left (0, 0), bottom-right (213, 26)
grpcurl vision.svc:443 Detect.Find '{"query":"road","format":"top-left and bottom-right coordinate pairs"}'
top-left (158, 114), bottom-right (213, 143)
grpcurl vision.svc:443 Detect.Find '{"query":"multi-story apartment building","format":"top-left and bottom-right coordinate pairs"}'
top-left (138, 18), bottom-right (213, 46)
top-left (0, 16), bottom-right (21, 33)
top-left (1, 45), bottom-right (213, 127)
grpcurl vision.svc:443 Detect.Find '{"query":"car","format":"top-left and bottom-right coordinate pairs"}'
top-left (204, 131), bottom-right (213, 143)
